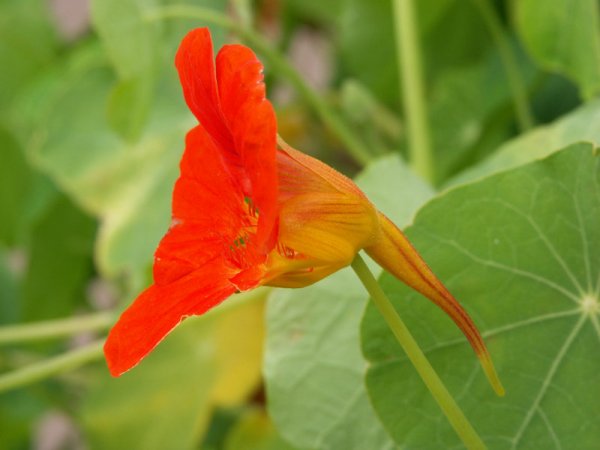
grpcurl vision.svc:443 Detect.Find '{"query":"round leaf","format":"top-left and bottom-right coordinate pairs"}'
top-left (362, 143), bottom-right (600, 448)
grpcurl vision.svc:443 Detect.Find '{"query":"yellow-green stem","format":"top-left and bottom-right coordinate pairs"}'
top-left (471, 0), bottom-right (534, 131)
top-left (392, 0), bottom-right (435, 183)
top-left (0, 341), bottom-right (105, 393)
top-left (144, 5), bottom-right (373, 166)
top-left (231, 0), bottom-right (253, 28)
top-left (351, 254), bottom-right (486, 450)
top-left (0, 312), bottom-right (114, 345)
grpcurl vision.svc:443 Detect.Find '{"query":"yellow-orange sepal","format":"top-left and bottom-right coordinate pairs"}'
top-left (365, 212), bottom-right (504, 396)
top-left (263, 137), bottom-right (380, 288)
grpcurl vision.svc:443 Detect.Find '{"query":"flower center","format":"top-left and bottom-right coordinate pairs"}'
top-left (228, 197), bottom-right (260, 268)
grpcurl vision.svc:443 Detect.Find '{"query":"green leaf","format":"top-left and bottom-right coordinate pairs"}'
top-left (90, 0), bottom-right (160, 141)
top-left (159, 0), bottom-right (229, 51)
top-left (338, 0), bottom-right (398, 107)
top-left (90, 0), bottom-right (159, 80)
top-left (106, 75), bottom-right (155, 143)
top-left (515, 0), bottom-right (600, 99)
top-left (0, 250), bottom-right (21, 324)
top-left (0, 128), bottom-right (34, 246)
top-left (90, 0), bottom-right (228, 140)
top-left (264, 155), bottom-right (433, 450)
top-left (450, 99), bottom-right (600, 186)
top-left (0, 390), bottom-right (47, 450)
top-left (91, 0), bottom-right (228, 70)
top-left (224, 409), bottom-right (296, 450)
top-left (415, 0), bottom-right (493, 77)
top-left (266, 270), bottom-right (395, 450)
top-left (17, 43), bottom-right (191, 282)
top-left (429, 41), bottom-right (536, 182)
top-left (284, 0), bottom-right (345, 23)
top-left (21, 195), bottom-right (97, 321)
top-left (0, 126), bottom-right (56, 247)
top-left (340, 80), bottom-right (402, 156)
top-left (355, 154), bottom-right (433, 223)
top-left (362, 143), bottom-right (600, 448)
top-left (0, 0), bottom-right (59, 109)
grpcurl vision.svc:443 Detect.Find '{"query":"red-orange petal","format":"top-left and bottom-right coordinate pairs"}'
top-left (175, 28), bottom-right (233, 152)
top-left (175, 28), bottom-right (279, 252)
top-left (154, 125), bottom-right (244, 285)
top-left (174, 125), bottom-right (243, 227)
top-left (216, 44), bottom-right (278, 250)
top-left (104, 261), bottom-right (238, 377)
top-left (105, 29), bottom-right (283, 377)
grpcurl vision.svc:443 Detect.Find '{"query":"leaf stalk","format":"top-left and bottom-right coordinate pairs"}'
top-left (0, 341), bottom-right (105, 394)
top-left (392, 0), bottom-right (435, 182)
top-left (351, 253), bottom-right (487, 450)
top-left (0, 312), bottom-right (114, 345)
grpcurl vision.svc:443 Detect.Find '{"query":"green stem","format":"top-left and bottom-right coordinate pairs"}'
top-left (351, 254), bottom-right (486, 450)
top-left (0, 312), bottom-right (114, 345)
top-left (392, 0), bottom-right (435, 183)
top-left (0, 341), bottom-right (105, 393)
top-left (144, 5), bottom-right (373, 166)
top-left (471, 0), bottom-right (534, 131)
top-left (231, 0), bottom-right (253, 28)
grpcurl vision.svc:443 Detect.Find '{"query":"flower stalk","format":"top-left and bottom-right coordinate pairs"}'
top-left (351, 253), bottom-right (487, 450)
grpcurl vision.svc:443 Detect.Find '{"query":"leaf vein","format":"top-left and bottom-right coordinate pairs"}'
top-left (428, 236), bottom-right (580, 304)
top-left (494, 198), bottom-right (585, 296)
top-left (510, 315), bottom-right (586, 449)
top-left (537, 407), bottom-right (563, 450)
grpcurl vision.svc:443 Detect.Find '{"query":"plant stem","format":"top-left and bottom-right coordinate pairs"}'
top-left (231, 0), bottom-right (253, 28)
top-left (392, 0), bottom-right (435, 183)
top-left (144, 5), bottom-right (373, 166)
top-left (471, 0), bottom-right (534, 131)
top-left (0, 341), bottom-right (105, 393)
top-left (351, 254), bottom-right (486, 450)
top-left (0, 312), bottom-right (114, 345)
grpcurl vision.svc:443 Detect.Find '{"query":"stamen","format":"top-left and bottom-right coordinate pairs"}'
top-left (227, 196), bottom-right (264, 269)
top-left (277, 242), bottom-right (301, 259)
top-left (244, 196), bottom-right (259, 217)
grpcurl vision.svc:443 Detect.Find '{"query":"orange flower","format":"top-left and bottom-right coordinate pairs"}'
top-left (104, 28), bottom-right (500, 393)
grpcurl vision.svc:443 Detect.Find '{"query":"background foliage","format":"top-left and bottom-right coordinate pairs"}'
top-left (0, 0), bottom-right (599, 449)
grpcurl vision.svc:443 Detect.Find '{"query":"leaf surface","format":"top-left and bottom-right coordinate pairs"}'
top-left (515, 0), bottom-right (600, 99)
top-left (362, 143), bottom-right (600, 449)
top-left (17, 44), bottom-right (190, 283)
top-left (451, 99), bottom-right (600, 186)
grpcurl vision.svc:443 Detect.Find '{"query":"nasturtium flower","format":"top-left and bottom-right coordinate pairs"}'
top-left (104, 28), bottom-right (500, 393)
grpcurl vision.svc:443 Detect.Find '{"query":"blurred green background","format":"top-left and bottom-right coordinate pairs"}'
top-left (1, 0), bottom-right (599, 449)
